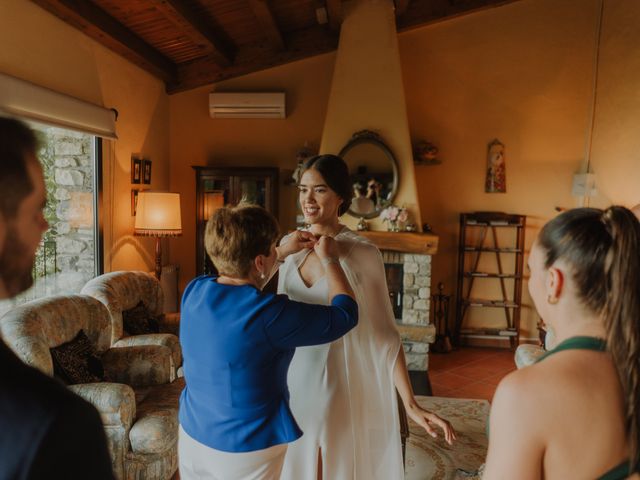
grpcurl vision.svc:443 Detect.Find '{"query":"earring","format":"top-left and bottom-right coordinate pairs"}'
top-left (260, 271), bottom-right (266, 280)
top-left (547, 294), bottom-right (558, 305)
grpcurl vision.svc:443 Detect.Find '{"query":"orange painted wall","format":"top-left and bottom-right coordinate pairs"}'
top-left (399, 0), bottom-right (596, 339)
top-left (168, 54), bottom-right (335, 291)
top-left (0, 0), bottom-right (170, 274)
top-left (169, 0), bottom-right (640, 342)
top-left (400, 0), bottom-right (640, 339)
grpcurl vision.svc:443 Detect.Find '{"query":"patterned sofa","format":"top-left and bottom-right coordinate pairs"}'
top-left (81, 271), bottom-right (182, 374)
top-left (0, 294), bottom-right (181, 480)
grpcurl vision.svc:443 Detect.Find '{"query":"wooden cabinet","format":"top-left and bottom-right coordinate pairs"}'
top-left (194, 167), bottom-right (278, 276)
top-left (454, 212), bottom-right (526, 349)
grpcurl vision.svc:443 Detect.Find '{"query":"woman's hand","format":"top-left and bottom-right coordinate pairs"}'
top-left (277, 230), bottom-right (317, 261)
top-left (314, 235), bottom-right (340, 264)
top-left (406, 403), bottom-right (456, 445)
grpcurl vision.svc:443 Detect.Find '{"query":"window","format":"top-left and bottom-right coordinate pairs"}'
top-left (0, 72), bottom-right (115, 316)
top-left (0, 124), bottom-right (102, 315)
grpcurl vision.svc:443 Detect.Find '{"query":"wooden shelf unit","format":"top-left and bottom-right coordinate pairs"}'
top-left (454, 212), bottom-right (526, 349)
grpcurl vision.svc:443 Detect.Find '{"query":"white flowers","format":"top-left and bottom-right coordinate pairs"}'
top-left (380, 205), bottom-right (409, 231)
top-left (381, 205), bottom-right (407, 222)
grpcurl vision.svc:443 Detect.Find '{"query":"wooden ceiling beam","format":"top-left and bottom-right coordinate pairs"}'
top-left (31, 0), bottom-right (177, 83)
top-left (150, 0), bottom-right (234, 67)
top-left (394, 0), bottom-right (410, 17)
top-left (248, 0), bottom-right (285, 51)
top-left (325, 0), bottom-right (342, 30)
top-left (172, 26), bottom-right (338, 93)
top-left (397, 0), bottom-right (524, 31)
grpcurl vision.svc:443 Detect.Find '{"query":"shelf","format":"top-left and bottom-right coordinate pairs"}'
top-left (463, 298), bottom-right (519, 308)
top-left (455, 212), bottom-right (526, 350)
top-left (460, 327), bottom-right (518, 338)
top-left (358, 231), bottom-right (438, 255)
top-left (465, 221), bottom-right (524, 227)
top-left (464, 247), bottom-right (522, 253)
top-left (464, 272), bottom-right (521, 279)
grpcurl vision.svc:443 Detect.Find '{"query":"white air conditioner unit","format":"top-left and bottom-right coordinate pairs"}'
top-left (209, 92), bottom-right (285, 119)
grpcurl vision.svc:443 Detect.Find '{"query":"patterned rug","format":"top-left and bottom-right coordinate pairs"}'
top-left (404, 396), bottom-right (489, 480)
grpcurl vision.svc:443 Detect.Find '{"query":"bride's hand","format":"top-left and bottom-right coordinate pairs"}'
top-left (406, 403), bottom-right (456, 445)
top-left (277, 230), bottom-right (318, 260)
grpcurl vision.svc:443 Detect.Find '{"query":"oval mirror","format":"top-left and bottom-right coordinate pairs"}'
top-left (340, 130), bottom-right (399, 219)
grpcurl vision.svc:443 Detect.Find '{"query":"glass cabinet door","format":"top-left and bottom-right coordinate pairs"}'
top-left (233, 176), bottom-right (268, 208)
top-left (194, 167), bottom-right (278, 277)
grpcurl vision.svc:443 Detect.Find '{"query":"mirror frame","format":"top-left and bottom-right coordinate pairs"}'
top-left (340, 130), bottom-right (399, 219)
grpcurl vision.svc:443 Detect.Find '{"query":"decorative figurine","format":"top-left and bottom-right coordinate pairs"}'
top-left (413, 141), bottom-right (441, 165)
top-left (356, 217), bottom-right (369, 231)
top-left (291, 142), bottom-right (315, 184)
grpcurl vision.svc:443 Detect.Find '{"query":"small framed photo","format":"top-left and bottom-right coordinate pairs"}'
top-left (143, 159), bottom-right (152, 185)
top-left (131, 189), bottom-right (139, 216)
top-left (131, 156), bottom-right (142, 184)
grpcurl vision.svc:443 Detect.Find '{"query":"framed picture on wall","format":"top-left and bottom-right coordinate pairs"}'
top-left (485, 139), bottom-right (506, 193)
top-left (131, 189), bottom-right (140, 216)
top-left (143, 159), bottom-right (152, 185)
top-left (131, 156), bottom-right (142, 184)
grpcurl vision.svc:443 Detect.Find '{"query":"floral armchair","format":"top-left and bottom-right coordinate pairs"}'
top-left (0, 294), bottom-right (181, 480)
top-left (81, 271), bottom-right (181, 374)
top-left (514, 329), bottom-right (556, 369)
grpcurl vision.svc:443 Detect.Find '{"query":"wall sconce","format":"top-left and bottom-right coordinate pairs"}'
top-left (134, 191), bottom-right (182, 279)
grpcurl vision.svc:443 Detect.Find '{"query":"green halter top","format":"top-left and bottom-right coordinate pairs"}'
top-left (536, 336), bottom-right (634, 480)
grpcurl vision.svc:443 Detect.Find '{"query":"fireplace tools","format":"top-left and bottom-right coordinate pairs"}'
top-left (432, 282), bottom-right (453, 353)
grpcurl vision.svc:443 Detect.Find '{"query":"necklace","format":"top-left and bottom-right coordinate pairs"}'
top-left (310, 223), bottom-right (345, 238)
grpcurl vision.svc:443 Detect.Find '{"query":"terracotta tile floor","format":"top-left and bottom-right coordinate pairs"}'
top-left (428, 347), bottom-right (517, 403)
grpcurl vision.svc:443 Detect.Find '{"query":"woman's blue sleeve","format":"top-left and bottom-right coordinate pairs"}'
top-left (263, 294), bottom-right (358, 349)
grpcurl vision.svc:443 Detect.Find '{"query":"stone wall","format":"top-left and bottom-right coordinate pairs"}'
top-left (381, 251), bottom-right (435, 371)
top-left (0, 127), bottom-right (97, 316)
top-left (40, 127), bottom-right (95, 293)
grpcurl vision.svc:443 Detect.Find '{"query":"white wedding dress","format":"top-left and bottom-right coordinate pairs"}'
top-left (278, 228), bottom-right (404, 480)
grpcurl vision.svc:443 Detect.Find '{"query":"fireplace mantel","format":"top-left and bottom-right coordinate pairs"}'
top-left (359, 231), bottom-right (438, 255)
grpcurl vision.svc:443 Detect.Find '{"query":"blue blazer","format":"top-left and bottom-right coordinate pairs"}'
top-left (179, 276), bottom-right (358, 453)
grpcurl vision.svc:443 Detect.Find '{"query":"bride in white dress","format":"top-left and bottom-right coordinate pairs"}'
top-left (278, 155), bottom-right (455, 479)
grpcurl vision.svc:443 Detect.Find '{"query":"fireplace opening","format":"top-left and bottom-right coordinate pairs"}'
top-left (384, 263), bottom-right (404, 320)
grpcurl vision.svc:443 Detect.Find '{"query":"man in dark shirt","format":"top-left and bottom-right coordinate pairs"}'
top-left (0, 117), bottom-right (114, 479)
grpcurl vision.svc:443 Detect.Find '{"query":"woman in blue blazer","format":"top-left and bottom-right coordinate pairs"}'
top-left (178, 204), bottom-right (358, 480)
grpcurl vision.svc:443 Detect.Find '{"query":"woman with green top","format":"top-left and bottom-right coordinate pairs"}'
top-left (484, 206), bottom-right (640, 480)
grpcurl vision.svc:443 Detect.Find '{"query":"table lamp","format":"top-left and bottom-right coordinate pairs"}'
top-left (134, 191), bottom-right (182, 280)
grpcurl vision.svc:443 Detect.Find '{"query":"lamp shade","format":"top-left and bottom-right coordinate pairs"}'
top-left (134, 192), bottom-right (182, 237)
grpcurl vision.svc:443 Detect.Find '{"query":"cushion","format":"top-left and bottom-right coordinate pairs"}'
top-left (129, 378), bottom-right (184, 454)
top-left (122, 301), bottom-right (160, 336)
top-left (514, 344), bottom-right (546, 369)
top-left (50, 330), bottom-right (104, 384)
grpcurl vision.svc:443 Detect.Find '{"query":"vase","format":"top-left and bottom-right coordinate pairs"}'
top-left (387, 220), bottom-right (400, 232)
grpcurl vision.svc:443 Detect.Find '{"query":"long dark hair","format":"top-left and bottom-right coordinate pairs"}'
top-left (538, 206), bottom-right (640, 467)
top-left (300, 154), bottom-right (353, 216)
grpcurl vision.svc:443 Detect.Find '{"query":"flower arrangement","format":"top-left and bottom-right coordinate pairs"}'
top-left (380, 205), bottom-right (409, 231)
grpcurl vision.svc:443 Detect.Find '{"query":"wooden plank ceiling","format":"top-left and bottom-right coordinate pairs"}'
top-left (31, 0), bottom-right (522, 94)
